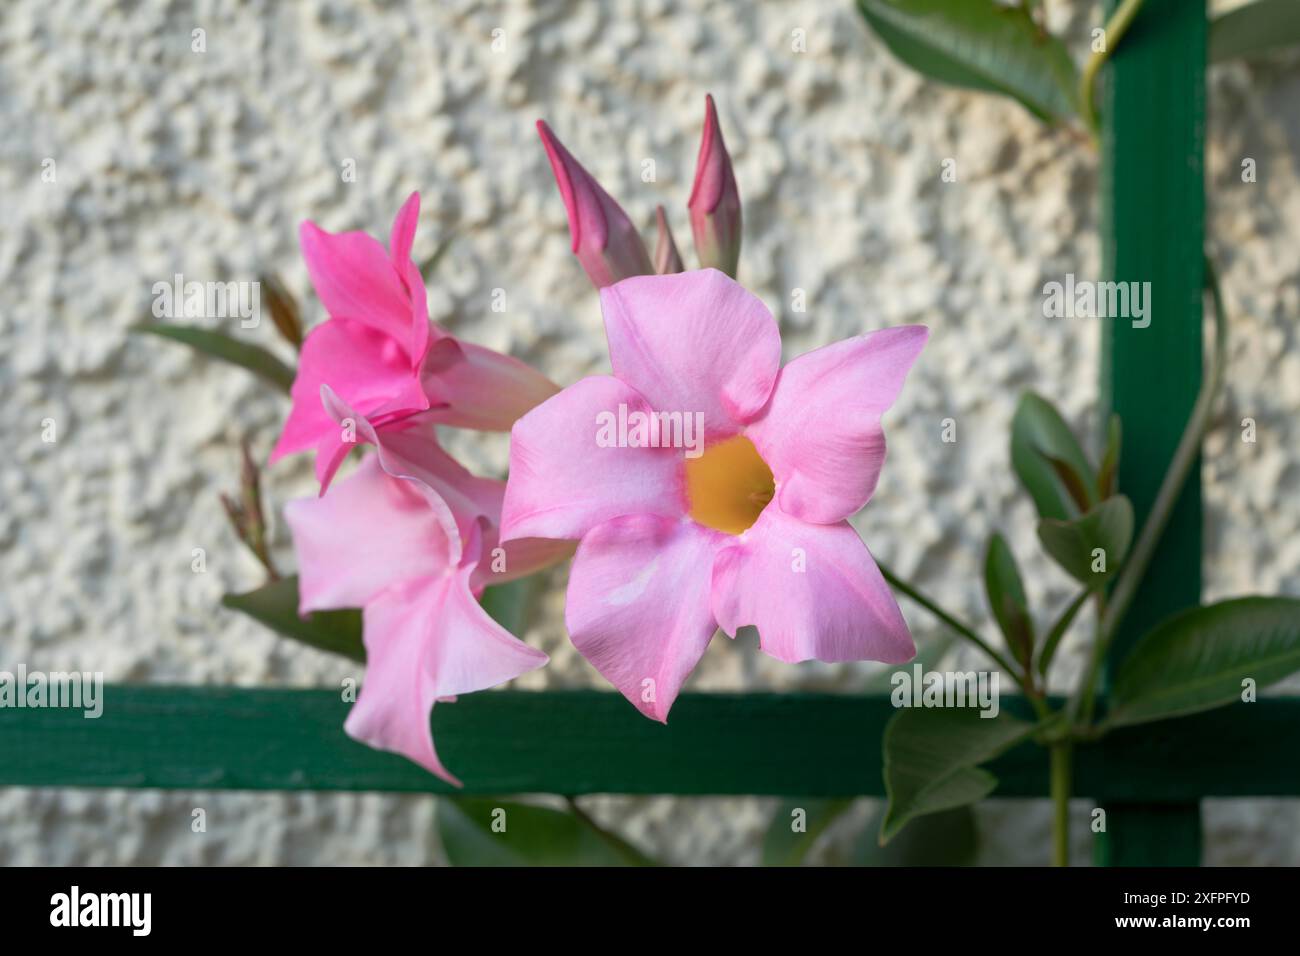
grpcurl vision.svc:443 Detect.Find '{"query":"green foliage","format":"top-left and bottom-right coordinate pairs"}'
top-left (223, 575), bottom-right (539, 661)
top-left (857, 805), bottom-right (978, 866)
top-left (222, 575), bottom-right (365, 662)
top-left (1036, 495), bottom-right (1134, 586)
top-left (1036, 589), bottom-right (1089, 679)
top-left (856, 0), bottom-right (1079, 123)
top-left (132, 323), bottom-right (296, 394)
top-left (881, 707), bottom-right (1035, 843)
top-left (984, 533), bottom-right (1034, 668)
top-left (479, 575), bottom-right (538, 636)
top-left (1011, 393), bottom-right (1098, 521)
top-left (1106, 597), bottom-right (1300, 728)
top-left (761, 798), bottom-right (854, 866)
top-left (438, 797), bottom-right (653, 866)
top-left (1097, 414), bottom-right (1122, 499)
top-left (1210, 0), bottom-right (1300, 63)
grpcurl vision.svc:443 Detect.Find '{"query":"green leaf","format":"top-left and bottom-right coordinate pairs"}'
top-left (221, 576), bottom-right (364, 662)
top-left (1011, 393), bottom-right (1098, 521)
top-left (984, 533), bottom-right (1034, 667)
top-left (856, 0), bottom-right (1079, 123)
top-left (1036, 588), bottom-right (1090, 679)
top-left (479, 575), bottom-right (539, 636)
top-left (1105, 597), bottom-right (1300, 729)
top-left (438, 797), bottom-right (646, 866)
top-left (881, 707), bottom-right (1035, 843)
top-left (761, 798), bottom-right (854, 866)
top-left (1097, 414), bottom-right (1122, 498)
top-left (133, 323), bottom-right (296, 394)
top-left (857, 805), bottom-right (978, 866)
top-left (1210, 0), bottom-right (1300, 64)
top-left (1036, 495), bottom-right (1133, 586)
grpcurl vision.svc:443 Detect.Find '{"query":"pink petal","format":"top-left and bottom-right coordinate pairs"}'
top-left (746, 325), bottom-right (928, 524)
top-left (299, 218), bottom-right (413, 346)
top-left (566, 514), bottom-right (720, 721)
top-left (388, 193), bottom-right (433, 364)
top-left (270, 319), bottom-right (430, 483)
top-left (501, 375), bottom-right (685, 542)
top-left (318, 388), bottom-right (493, 560)
top-left (388, 191), bottom-right (420, 267)
top-left (284, 455), bottom-right (454, 614)
top-left (471, 537), bottom-right (577, 592)
top-left (343, 570), bottom-right (548, 783)
top-left (422, 338), bottom-right (560, 431)
top-left (711, 507), bottom-right (914, 665)
top-left (600, 269), bottom-right (781, 439)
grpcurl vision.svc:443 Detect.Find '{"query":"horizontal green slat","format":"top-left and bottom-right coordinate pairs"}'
top-left (2, 686), bottom-right (1299, 798)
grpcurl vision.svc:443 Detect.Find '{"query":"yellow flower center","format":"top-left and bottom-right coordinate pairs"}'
top-left (685, 435), bottom-right (775, 535)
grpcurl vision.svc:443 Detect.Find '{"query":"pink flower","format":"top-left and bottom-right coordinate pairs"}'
top-left (500, 269), bottom-right (927, 721)
top-left (271, 192), bottom-right (558, 490)
top-left (285, 389), bottom-right (567, 783)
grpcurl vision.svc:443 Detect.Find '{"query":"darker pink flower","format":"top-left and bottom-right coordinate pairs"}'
top-left (285, 390), bottom-right (567, 783)
top-left (271, 192), bottom-right (557, 489)
top-left (501, 269), bottom-right (927, 721)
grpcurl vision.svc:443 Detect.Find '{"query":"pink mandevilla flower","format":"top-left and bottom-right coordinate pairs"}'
top-left (284, 387), bottom-right (566, 784)
top-left (271, 192), bottom-right (557, 490)
top-left (501, 268), bottom-right (927, 721)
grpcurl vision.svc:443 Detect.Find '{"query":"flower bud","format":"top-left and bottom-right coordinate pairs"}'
top-left (687, 94), bottom-right (741, 277)
top-left (259, 273), bottom-right (302, 350)
top-left (537, 120), bottom-right (653, 288)
top-left (653, 205), bottom-right (684, 274)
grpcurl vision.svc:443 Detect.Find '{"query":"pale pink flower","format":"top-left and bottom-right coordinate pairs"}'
top-left (271, 192), bottom-right (557, 489)
top-left (501, 269), bottom-right (926, 721)
top-left (285, 389), bottom-right (566, 783)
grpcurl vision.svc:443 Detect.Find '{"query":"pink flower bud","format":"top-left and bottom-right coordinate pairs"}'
top-left (537, 120), bottom-right (653, 288)
top-left (688, 94), bottom-right (741, 277)
top-left (653, 205), bottom-right (684, 274)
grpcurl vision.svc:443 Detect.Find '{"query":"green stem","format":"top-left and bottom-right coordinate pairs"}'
top-left (1049, 743), bottom-right (1073, 866)
top-left (1080, 0), bottom-right (1146, 134)
top-left (1069, 257), bottom-right (1229, 726)
top-left (878, 561), bottom-right (1040, 709)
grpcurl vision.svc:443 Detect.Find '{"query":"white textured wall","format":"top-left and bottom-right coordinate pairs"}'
top-left (1, 0), bottom-right (1297, 865)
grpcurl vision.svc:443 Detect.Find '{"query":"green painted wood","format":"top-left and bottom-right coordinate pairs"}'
top-left (1098, 0), bottom-right (1207, 865)
top-left (3, 686), bottom-right (1299, 798)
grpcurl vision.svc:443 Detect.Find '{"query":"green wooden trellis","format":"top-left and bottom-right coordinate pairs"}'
top-left (1, 0), bottom-right (1284, 865)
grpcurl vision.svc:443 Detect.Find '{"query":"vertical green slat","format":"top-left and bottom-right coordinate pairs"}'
top-left (1098, 0), bottom-right (1206, 866)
